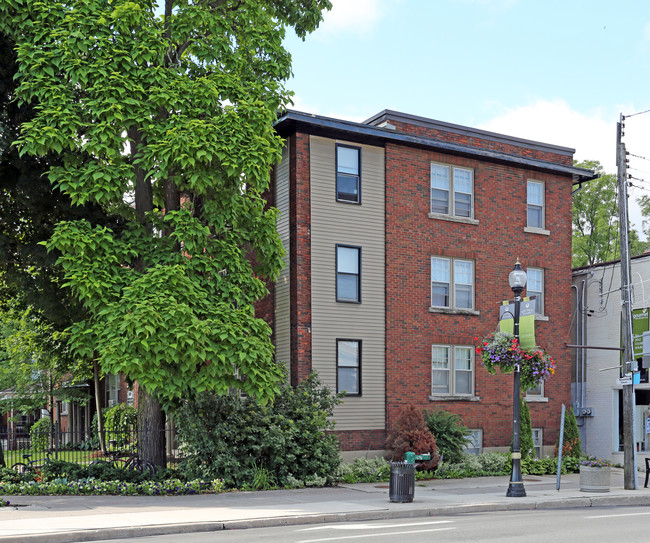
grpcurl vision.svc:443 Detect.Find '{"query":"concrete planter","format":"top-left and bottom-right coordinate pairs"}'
top-left (579, 465), bottom-right (611, 492)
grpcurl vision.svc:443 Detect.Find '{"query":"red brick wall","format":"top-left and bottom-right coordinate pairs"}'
top-left (384, 141), bottom-right (573, 450)
top-left (388, 119), bottom-right (573, 166)
top-left (336, 429), bottom-right (386, 451)
top-left (289, 133), bottom-right (313, 386)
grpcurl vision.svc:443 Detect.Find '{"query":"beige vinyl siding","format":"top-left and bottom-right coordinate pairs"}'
top-left (274, 144), bottom-right (291, 377)
top-left (310, 136), bottom-right (385, 431)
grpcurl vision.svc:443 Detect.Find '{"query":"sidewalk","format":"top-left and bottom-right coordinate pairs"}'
top-left (1, 468), bottom-right (649, 542)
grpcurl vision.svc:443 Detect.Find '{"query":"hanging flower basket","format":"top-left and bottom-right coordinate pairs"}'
top-left (475, 332), bottom-right (556, 391)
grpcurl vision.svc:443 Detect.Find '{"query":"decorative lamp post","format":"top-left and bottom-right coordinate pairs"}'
top-left (506, 259), bottom-right (527, 498)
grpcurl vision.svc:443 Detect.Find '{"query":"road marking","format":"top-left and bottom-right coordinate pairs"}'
top-left (298, 520), bottom-right (454, 531)
top-left (298, 527), bottom-right (456, 542)
top-left (586, 511), bottom-right (650, 519)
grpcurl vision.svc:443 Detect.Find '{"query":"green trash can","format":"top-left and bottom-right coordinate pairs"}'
top-left (389, 461), bottom-right (415, 503)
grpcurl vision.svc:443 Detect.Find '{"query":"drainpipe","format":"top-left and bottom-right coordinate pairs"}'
top-left (572, 284), bottom-right (581, 410)
top-left (581, 279), bottom-right (587, 409)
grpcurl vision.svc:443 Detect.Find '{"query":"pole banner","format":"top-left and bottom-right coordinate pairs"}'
top-left (499, 297), bottom-right (536, 349)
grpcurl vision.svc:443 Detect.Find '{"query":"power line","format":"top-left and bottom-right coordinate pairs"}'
top-left (629, 153), bottom-right (649, 162)
top-left (624, 109), bottom-right (650, 119)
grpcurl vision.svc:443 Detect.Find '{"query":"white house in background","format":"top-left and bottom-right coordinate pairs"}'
top-left (572, 253), bottom-right (650, 467)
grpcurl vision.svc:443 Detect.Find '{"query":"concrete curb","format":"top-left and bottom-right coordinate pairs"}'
top-left (4, 494), bottom-right (650, 543)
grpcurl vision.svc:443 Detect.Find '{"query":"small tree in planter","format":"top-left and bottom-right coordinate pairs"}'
top-left (385, 405), bottom-right (438, 470)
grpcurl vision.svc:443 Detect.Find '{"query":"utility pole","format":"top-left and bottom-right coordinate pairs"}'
top-left (617, 113), bottom-right (636, 490)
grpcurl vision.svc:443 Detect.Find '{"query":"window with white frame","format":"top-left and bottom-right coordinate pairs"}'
top-left (336, 145), bottom-right (361, 203)
top-left (532, 428), bottom-right (543, 458)
top-left (337, 339), bottom-right (361, 395)
top-left (526, 381), bottom-right (544, 398)
top-left (465, 429), bottom-right (483, 455)
top-left (431, 257), bottom-right (474, 309)
top-left (527, 180), bottom-right (545, 229)
top-left (430, 163), bottom-right (474, 218)
top-left (431, 345), bottom-right (474, 396)
top-left (336, 245), bottom-right (361, 302)
top-left (527, 267), bottom-right (544, 315)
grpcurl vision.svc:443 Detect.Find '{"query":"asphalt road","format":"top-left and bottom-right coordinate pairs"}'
top-left (91, 505), bottom-right (650, 542)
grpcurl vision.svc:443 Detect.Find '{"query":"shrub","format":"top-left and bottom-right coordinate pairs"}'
top-left (385, 405), bottom-right (438, 470)
top-left (174, 373), bottom-right (341, 489)
top-left (29, 417), bottom-right (52, 451)
top-left (555, 407), bottom-right (582, 458)
top-left (424, 409), bottom-right (471, 464)
top-left (335, 457), bottom-right (390, 483)
top-left (104, 404), bottom-right (137, 449)
top-left (519, 397), bottom-right (534, 461)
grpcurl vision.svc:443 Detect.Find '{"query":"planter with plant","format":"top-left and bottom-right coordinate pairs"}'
top-left (579, 457), bottom-right (612, 492)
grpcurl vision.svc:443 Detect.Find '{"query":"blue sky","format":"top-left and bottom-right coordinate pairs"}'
top-left (283, 0), bottom-right (650, 230)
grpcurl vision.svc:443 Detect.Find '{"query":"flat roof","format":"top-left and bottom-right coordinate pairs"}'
top-left (275, 109), bottom-right (597, 184)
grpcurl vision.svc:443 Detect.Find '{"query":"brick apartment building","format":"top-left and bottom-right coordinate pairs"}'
top-left (266, 109), bottom-right (596, 457)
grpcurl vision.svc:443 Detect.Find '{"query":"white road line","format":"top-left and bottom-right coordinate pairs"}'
top-left (298, 527), bottom-right (456, 542)
top-left (297, 520), bottom-right (454, 531)
top-left (586, 511), bottom-right (650, 519)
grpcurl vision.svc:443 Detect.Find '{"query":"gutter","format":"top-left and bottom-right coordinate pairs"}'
top-left (275, 110), bottom-right (598, 184)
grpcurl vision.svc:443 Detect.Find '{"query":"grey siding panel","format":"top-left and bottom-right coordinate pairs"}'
top-left (274, 144), bottom-right (291, 377)
top-left (310, 136), bottom-right (386, 431)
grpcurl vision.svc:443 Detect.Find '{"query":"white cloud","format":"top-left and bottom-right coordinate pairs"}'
top-left (478, 99), bottom-right (617, 172)
top-left (316, 0), bottom-right (385, 36)
top-left (479, 99), bottom-right (650, 237)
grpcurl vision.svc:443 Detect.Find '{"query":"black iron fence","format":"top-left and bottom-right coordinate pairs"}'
top-left (0, 425), bottom-right (180, 468)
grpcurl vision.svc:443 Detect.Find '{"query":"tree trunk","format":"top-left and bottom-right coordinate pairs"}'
top-left (93, 358), bottom-right (107, 454)
top-left (137, 386), bottom-right (166, 467)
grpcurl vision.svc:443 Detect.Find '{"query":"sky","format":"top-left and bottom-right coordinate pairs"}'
top-left (283, 0), bottom-right (650, 233)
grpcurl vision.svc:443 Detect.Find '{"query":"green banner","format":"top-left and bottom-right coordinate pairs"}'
top-left (632, 308), bottom-right (650, 358)
top-left (499, 297), bottom-right (536, 349)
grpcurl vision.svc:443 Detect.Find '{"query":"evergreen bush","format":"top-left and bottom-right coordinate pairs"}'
top-left (385, 405), bottom-right (438, 469)
top-left (517, 396), bottom-right (534, 461)
top-left (555, 407), bottom-right (582, 457)
top-left (424, 409), bottom-right (471, 464)
top-left (174, 373), bottom-right (341, 488)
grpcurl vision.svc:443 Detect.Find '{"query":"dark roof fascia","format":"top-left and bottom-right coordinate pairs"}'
top-left (275, 110), bottom-right (597, 184)
top-left (572, 252), bottom-right (650, 275)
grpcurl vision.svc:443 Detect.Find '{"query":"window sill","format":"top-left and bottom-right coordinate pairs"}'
top-left (429, 307), bottom-right (480, 316)
top-left (535, 314), bottom-right (549, 321)
top-left (525, 396), bottom-right (549, 403)
top-left (429, 395), bottom-right (480, 402)
top-left (428, 212), bottom-right (479, 226)
top-left (524, 226), bottom-right (550, 236)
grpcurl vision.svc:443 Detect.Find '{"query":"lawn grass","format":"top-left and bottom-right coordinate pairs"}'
top-left (3, 449), bottom-right (100, 467)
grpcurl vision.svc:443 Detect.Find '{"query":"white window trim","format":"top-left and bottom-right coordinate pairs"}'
top-left (532, 428), bottom-right (543, 459)
top-left (525, 381), bottom-right (548, 402)
top-left (527, 268), bottom-right (546, 318)
top-left (430, 162), bottom-right (475, 220)
top-left (464, 429), bottom-right (483, 455)
top-left (430, 257), bottom-right (475, 311)
top-left (526, 179), bottom-right (546, 231)
top-left (430, 344), bottom-right (476, 399)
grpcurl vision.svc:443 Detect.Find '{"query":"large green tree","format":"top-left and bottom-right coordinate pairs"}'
top-left (1, 0), bottom-right (331, 465)
top-left (572, 160), bottom-right (645, 267)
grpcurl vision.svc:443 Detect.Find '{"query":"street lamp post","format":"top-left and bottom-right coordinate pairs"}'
top-left (506, 260), bottom-right (527, 498)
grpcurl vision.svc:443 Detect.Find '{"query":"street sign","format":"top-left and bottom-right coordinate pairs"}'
top-left (617, 376), bottom-right (633, 386)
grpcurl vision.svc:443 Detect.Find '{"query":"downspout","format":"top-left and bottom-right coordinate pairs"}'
top-left (571, 284), bottom-right (581, 410)
top-left (581, 279), bottom-right (587, 409)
